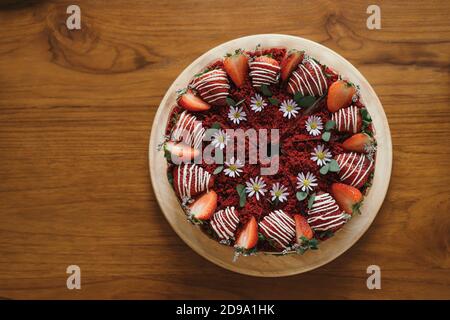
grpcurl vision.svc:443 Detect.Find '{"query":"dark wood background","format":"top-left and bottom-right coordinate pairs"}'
top-left (0, 0), bottom-right (449, 299)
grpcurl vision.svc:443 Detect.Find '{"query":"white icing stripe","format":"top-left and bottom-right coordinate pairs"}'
top-left (332, 105), bottom-right (359, 133)
top-left (171, 111), bottom-right (205, 149)
top-left (259, 210), bottom-right (295, 248)
top-left (191, 69), bottom-right (230, 104)
top-left (176, 164), bottom-right (211, 200)
top-left (336, 153), bottom-right (373, 187)
top-left (307, 193), bottom-right (348, 231)
top-left (249, 61), bottom-right (280, 87)
top-left (287, 60), bottom-right (327, 96)
top-left (211, 206), bottom-right (239, 240)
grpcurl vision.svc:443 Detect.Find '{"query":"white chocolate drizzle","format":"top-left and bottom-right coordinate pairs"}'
top-left (259, 210), bottom-right (295, 248)
top-left (307, 193), bottom-right (348, 231)
top-left (287, 59), bottom-right (327, 96)
top-left (171, 111), bottom-right (205, 149)
top-left (336, 153), bottom-right (374, 187)
top-left (249, 61), bottom-right (280, 87)
top-left (210, 206), bottom-right (240, 240)
top-left (191, 69), bottom-right (230, 105)
top-left (331, 105), bottom-right (360, 133)
top-left (176, 164), bottom-right (211, 201)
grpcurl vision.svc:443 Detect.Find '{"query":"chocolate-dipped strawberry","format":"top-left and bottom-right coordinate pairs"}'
top-left (307, 192), bottom-right (349, 232)
top-left (210, 206), bottom-right (240, 241)
top-left (259, 210), bottom-right (295, 249)
top-left (172, 164), bottom-right (214, 201)
top-left (335, 152), bottom-right (374, 189)
top-left (191, 69), bottom-right (230, 106)
top-left (287, 58), bottom-right (328, 96)
top-left (249, 56), bottom-right (281, 88)
top-left (331, 105), bottom-right (362, 133)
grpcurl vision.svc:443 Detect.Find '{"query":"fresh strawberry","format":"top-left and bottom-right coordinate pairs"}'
top-left (342, 133), bottom-right (374, 153)
top-left (177, 89), bottom-right (211, 111)
top-left (327, 80), bottom-right (356, 112)
top-left (331, 105), bottom-right (362, 133)
top-left (249, 55), bottom-right (280, 88)
top-left (293, 214), bottom-right (313, 244)
top-left (165, 141), bottom-right (199, 162)
top-left (189, 191), bottom-right (218, 220)
top-left (287, 59), bottom-right (328, 96)
top-left (331, 183), bottom-right (363, 215)
top-left (223, 50), bottom-right (248, 87)
top-left (335, 153), bottom-right (374, 189)
top-left (280, 49), bottom-right (304, 83)
top-left (172, 164), bottom-right (214, 199)
top-left (235, 216), bottom-right (258, 249)
top-left (190, 69), bottom-right (230, 106)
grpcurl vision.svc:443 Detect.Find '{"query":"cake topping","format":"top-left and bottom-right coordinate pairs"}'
top-left (305, 115), bottom-right (323, 136)
top-left (270, 183), bottom-right (289, 203)
top-left (332, 105), bottom-right (362, 133)
top-left (191, 69), bottom-right (230, 106)
top-left (259, 210), bottom-right (296, 249)
top-left (335, 152), bottom-right (374, 189)
top-left (311, 144), bottom-right (332, 167)
top-left (331, 183), bottom-right (363, 215)
top-left (227, 105), bottom-right (247, 124)
top-left (297, 172), bottom-right (318, 192)
top-left (171, 111), bottom-right (205, 149)
top-left (173, 164), bottom-right (213, 202)
top-left (211, 129), bottom-right (230, 150)
top-left (280, 49), bottom-right (304, 83)
top-left (293, 214), bottom-right (314, 244)
top-left (342, 133), bottom-right (375, 154)
top-left (223, 50), bottom-right (249, 88)
top-left (287, 58), bottom-right (328, 96)
top-left (327, 80), bottom-right (357, 112)
top-left (188, 190), bottom-right (218, 221)
top-left (235, 216), bottom-right (258, 250)
top-left (250, 93), bottom-right (267, 112)
top-left (223, 157), bottom-right (244, 178)
top-left (245, 176), bottom-right (267, 200)
top-left (177, 88), bottom-right (211, 112)
top-left (249, 56), bottom-right (281, 88)
top-left (210, 206), bottom-right (240, 241)
top-left (279, 99), bottom-right (300, 119)
top-left (307, 193), bottom-right (349, 232)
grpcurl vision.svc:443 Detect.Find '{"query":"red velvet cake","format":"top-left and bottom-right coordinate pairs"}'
top-left (161, 46), bottom-right (376, 257)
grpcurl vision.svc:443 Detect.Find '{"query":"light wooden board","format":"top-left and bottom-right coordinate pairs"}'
top-left (149, 34), bottom-right (392, 276)
top-left (0, 0), bottom-right (449, 299)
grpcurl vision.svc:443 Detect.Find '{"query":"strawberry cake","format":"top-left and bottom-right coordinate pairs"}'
top-left (161, 47), bottom-right (376, 257)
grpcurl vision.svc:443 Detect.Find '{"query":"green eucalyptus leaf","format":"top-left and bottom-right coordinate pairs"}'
top-left (211, 122), bottom-right (221, 130)
top-left (293, 92), bottom-right (304, 104)
top-left (260, 84), bottom-right (272, 97)
top-left (298, 96), bottom-right (316, 108)
top-left (325, 120), bottom-right (336, 131)
top-left (296, 191), bottom-right (308, 201)
top-left (213, 166), bottom-right (223, 175)
top-left (226, 97), bottom-right (236, 106)
top-left (268, 97), bottom-right (280, 106)
top-left (320, 164), bottom-right (330, 175)
top-left (329, 159), bottom-right (340, 172)
top-left (322, 131), bottom-right (331, 142)
top-left (308, 193), bottom-right (316, 209)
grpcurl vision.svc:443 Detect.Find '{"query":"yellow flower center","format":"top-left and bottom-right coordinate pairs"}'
top-left (234, 112), bottom-right (240, 119)
top-left (253, 185), bottom-right (260, 192)
top-left (256, 101), bottom-right (262, 107)
top-left (317, 151), bottom-right (325, 160)
top-left (303, 179), bottom-right (310, 186)
top-left (310, 122), bottom-right (317, 129)
top-left (229, 164), bottom-right (237, 171)
top-left (287, 105), bottom-right (293, 112)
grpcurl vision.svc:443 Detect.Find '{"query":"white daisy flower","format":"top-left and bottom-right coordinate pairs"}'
top-left (305, 115), bottom-right (323, 136)
top-left (224, 157), bottom-right (244, 178)
top-left (279, 99), bottom-right (300, 119)
top-left (311, 144), bottom-right (332, 166)
top-left (270, 183), bottom-right (289, 203)
top-left (211, 129), bottom-right (230, 150)
top-left (296, 172), bottom-right (318, 192)
top-left (245, 176), bottom-right (267, 201)
top-left (250, 93), bottom-right (267, 112)
top-left (228, 106), bottom-right (247, 124)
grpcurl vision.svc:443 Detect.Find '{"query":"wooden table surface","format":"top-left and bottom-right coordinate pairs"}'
top-left (0, 0), bottom-right (449, 300)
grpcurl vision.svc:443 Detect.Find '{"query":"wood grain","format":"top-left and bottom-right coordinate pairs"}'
top-left (0, 0), bottom-right (449, 299)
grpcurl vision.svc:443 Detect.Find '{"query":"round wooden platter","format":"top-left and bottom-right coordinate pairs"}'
top-left (149, 34), bottom-right (392, 277)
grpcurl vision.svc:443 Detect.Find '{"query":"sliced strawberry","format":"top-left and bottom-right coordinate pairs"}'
top-left (280, 49), bottom-right (304, 83)
top-left (177, 89), bottom-right (211, 111)
top-left (189, 191), bottom-right (218, 220)
top-left (165, 141), bottom-right (199, 162)
top-left (235, 216), bottom-right (258, 249)
top-left (293, 214), bottom-right (313, 244)
top-left (342, 133), bottom-right (374, 153)
top-left (223, 50), bottom-right (248, 87)
top-left (331, 183), bottom-right (363, 215)
top-left (172, 164), bottom-right (214, 199)
top-left (327, 80), bottom-right (356, 112)
top-left (249, 56), bottom-right (281, 88)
